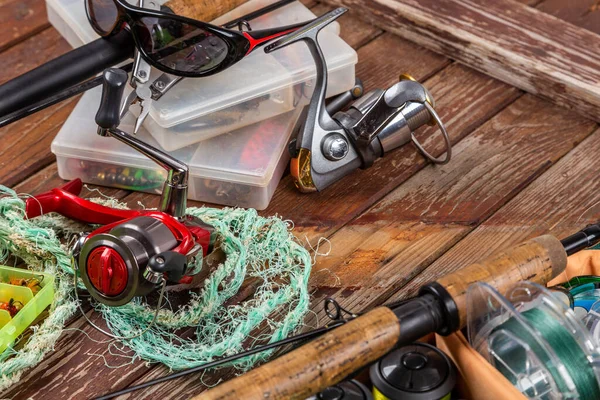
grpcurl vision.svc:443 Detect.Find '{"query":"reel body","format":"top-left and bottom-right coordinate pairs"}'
top-left (265, 8), bottom-right (451, 193)
top-left (26, 179), bottom-right (214, 306)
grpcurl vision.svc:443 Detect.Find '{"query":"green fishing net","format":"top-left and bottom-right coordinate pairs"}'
top-left (0, 186), bottom-right (312, 390)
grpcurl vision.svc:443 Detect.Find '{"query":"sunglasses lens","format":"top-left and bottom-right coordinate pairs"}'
top-left (86, 0), bottom-right (119, 35)
top-left (133, 17), bottom-right (230, 75)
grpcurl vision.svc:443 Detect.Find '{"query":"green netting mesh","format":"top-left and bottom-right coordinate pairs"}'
top-left (0, 186), bottom-right (312, 389)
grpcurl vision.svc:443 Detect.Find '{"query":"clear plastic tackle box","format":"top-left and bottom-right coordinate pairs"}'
top-left (52, 87), bottom-right (302, 210)
top-left (46, 0), bottom-right (358, 150)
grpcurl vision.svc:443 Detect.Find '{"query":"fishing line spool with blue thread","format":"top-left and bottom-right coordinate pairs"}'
top-left (582, 300), bottom-right (600, 346)
top-left (467, 281), bottom-right (600, 399)
top-left (550, 276), bottom-right (600, 318)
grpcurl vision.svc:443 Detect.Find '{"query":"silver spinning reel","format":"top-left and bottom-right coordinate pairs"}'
top-left (265, 7), bottom-right (452, 193)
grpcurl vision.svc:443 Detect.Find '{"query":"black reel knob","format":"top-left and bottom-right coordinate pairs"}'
top-left (95, 68), bottom-right (128, 130)
top-left (147, 251), bottom-right (188, 283)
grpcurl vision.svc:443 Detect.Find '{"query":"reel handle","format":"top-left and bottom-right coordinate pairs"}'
top-left (96, 68), bottom-right (128, 131)
top-left (196, 235), bottom-right (568, 400)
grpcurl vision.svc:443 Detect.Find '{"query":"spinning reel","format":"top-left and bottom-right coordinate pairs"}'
top-left (25, 68), bottom-right (215, 307)
top-left (265, 7), bottom-right (452, 192)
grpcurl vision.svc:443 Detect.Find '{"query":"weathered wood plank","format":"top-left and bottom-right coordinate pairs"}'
top-left (390, 126), bottom-right (600, 303)
top-left (310, 3), bottom-right (383, 49)
top-left (538, 0), bottom-right (600, 34)
top-left (322, 0), bottom-right (600, 122)
top-left (303, 93), bottom-right (596, 331)
top-left (0, 0), bottom-right (49, 54)
top-left (0, 97), bottom-right (78, 187)
top-left (0, 28), bottom-right (72, 85)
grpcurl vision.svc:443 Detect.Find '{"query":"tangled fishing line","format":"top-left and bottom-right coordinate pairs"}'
top-left (0, 186), bottom-right (312, 390)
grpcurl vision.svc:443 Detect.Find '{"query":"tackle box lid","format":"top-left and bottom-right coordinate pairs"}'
top-left (45, 0), bottom-right (357, 128)
top-left (51, 86), bottom-right (301, 187)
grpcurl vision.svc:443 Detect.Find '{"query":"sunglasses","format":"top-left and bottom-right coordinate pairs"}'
top-left (85, 0), bottom-right (307, 78)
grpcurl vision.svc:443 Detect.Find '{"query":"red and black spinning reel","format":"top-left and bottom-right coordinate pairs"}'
top-left (25, 69), bottom-right (215, 306)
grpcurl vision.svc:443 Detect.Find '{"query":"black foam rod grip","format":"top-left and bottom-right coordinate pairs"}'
top-left (0, 30), bottom-right (134, 118)
top-left (96, 68), bottom-right (128, 130)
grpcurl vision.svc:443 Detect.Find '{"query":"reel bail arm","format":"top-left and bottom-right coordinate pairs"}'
top-left (266, 8), bottom-right (451, 193)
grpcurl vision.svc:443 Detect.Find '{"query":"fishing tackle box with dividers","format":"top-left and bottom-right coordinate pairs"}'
top-left (0, 266), bottom-right (54, 353)
top-left (45, 0), bottom-right (358, 150)
top-left (51, 86), bottom-right (302, 210)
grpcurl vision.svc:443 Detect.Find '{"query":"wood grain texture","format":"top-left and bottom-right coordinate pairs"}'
top-left (322, 0), bottom-right (600, 122)
top-left (0, 97), bottom-right (78, 187)
top-left (390, 126), bottom-right (600, 303)
top-left (195, 307), bottom-right (400, 400)
top-left (0, 28), bottom-right (72, 85)
top-left (0, 0), bottom-right (49, 53)
top-left (538, 0), bottom-right (600, 34)
top-left (165, 0), bottom-right (248, 21)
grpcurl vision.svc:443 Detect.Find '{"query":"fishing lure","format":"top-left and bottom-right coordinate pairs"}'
top-left (8, 277), bottom-right (43, 295)
top-left (0, 299), bottom-right (23, 318)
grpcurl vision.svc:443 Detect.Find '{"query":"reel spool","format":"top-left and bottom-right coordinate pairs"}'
top-left (369, 342), bottom-right (457, 400)
top-left (307, 380), bottom-right (373, 400)
top-left (582, 301), bottom-right (600, 346)
top-left (75, 216), bottom-right (174, 306)
top-left (72, 213), bottom-right (213, 307)
top-left (467, 281), bottom-right (600, 399)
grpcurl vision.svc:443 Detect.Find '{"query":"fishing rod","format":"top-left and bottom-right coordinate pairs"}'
top-left (94, 299), bottom-right (355, 399)
top-left (186, 223), bottom-right (600, 399)
top-left (0, 0), bottom-right (295, 121)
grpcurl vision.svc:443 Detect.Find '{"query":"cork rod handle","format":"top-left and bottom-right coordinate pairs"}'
top-left (164, 0), bottom-right (249, 21)
top-left (436, 234), bottom-right (568, 328)
top-left (194, 307), bottom-right (401, 400)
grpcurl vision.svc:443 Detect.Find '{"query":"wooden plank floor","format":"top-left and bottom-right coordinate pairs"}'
top-left (1, 0), bottom-right (599, 398)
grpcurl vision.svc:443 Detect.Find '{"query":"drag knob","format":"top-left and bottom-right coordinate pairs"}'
top-left (96, 68), bottom-right (128, 130)
top-left (86, 246), bottom-right (128, 296)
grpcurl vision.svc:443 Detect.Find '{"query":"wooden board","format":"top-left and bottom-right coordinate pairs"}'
top-left (0, 0), bottom-right (599, 398)
top-left (389, 126), bottom-right (600, 302)
top-left (321, 0), bottom-right (600, 122)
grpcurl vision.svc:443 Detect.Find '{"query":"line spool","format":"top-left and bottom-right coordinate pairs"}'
top-left (369, 342), bottom-right (457, 400)
top-left (468, 281), bottom-right (600, 399)
top-left (307, 380), bottom-right (373, 400)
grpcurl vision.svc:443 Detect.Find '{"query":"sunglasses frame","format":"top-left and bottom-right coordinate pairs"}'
top-left (85, 0), bottom-right (300, 78)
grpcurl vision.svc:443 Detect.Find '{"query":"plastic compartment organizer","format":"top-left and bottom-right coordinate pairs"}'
top-left (46, 0), bottom-right (357, 149)
top-left (0, 266), bottom-right (54, 353)
top-left (52, 87), bottom-right (302, 210)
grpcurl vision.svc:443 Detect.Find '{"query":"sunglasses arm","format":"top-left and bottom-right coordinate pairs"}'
top-left (242, 20), bottom-right (315, 55)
